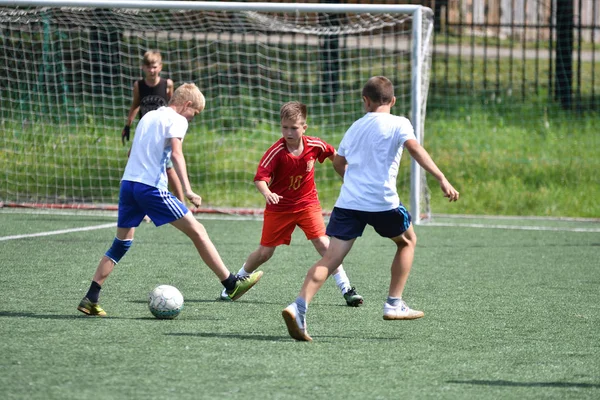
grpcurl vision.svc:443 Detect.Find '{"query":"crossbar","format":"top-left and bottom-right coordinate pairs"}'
top-left (0, 0), bottom-right (422, 14)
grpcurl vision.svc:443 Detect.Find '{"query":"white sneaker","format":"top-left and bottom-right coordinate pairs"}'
top-left (383, 300), bottom-right (424, 320)
top-left (282, 303), bottom-right (312, 342)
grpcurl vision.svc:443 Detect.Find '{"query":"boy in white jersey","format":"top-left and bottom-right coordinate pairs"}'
top-left (77, 83), bottom-right (262, 316)
top-left (282, 76), bottom-right (460, 341)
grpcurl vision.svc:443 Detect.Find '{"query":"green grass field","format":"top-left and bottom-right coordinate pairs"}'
top-left (1, 210), bottom-right (599, 399)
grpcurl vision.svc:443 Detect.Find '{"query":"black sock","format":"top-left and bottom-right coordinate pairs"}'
top-left (85, 281), bottom-right (102, 303)
top-left (221, 273), bottom-right (237, 292)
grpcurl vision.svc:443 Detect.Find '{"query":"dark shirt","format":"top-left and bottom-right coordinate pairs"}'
top-left (138, 78), bottom-right (169, 118)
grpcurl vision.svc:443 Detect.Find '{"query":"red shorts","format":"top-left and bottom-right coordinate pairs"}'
top-left (260, 203), bottom-right (325, 247)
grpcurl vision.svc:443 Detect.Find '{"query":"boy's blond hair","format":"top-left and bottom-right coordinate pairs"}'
top-left (280, 101), bottom-right (307, 123)
top-left (143, 50), bottom-right (162, 66)
top-left (362, 76), bottom-right (395, 105)
top-left (169, 83), bottom-right (205, 111)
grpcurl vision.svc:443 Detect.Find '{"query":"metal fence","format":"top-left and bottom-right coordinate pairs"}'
top-left (431, 0), bottom-right (599, 110)
top-left (337, 0), bottom-right (599, 110)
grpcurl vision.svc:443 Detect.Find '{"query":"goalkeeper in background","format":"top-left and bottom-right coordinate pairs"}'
top-left (219, 101), bottom-right (363, 307)
top-left (282, 76), bottom-right (460, 341)
top-left (121, 50), bottom-right (183, 203)
top-left (77, 83), bottom-right (262, 317)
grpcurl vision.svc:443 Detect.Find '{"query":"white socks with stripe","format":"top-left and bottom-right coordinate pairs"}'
top-left (333, 266), bottom-right (351, 294)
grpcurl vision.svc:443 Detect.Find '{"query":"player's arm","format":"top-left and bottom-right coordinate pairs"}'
top-left (170, 137), bottom-right (202, 207)
top-left (122, 81), bottom-right (141, 145)
top-left (254, 180), bottom-right (282, 205)
top-left (126, 81), bottom-right (141, 125)
top-left (166, 79), bottom-right (174, 100)
top-left (332, 153), bottom-right (347, 179)
top-left (325, 149), bottom-right (336, 163)
top-left (404, 139), bottom-right (460, 202)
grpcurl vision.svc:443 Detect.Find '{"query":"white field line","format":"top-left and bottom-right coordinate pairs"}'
top-left (1, 209), bottom-right (598, 237)
top-left (0, 223), bottom-right (117, 242)
top-left (4, 209), bottom-right (597, 223)
top-left (0, 208), bottom-right (263, 221)
top-left (433, 213), bottom-right (600, 223)
top-left (424, 222), bottom-right (600, 233)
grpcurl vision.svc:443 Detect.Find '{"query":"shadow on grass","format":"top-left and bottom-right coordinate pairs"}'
top-left (132, 299), bottom-right (350, 307)
top-left (130, 299), bottom-right (218, 304)
top-left (1, 311), bottom-right (405, 341)
top-left (167, 332), bottom-right (289, 341)
top-left (0, 311), bottom-right (81, 319)
top-left (447, 380), bottom-right (600, 389)
top-left (0, 310), bottom-right (219, 321)
top-left (168, 332), bottom-right (403, 341)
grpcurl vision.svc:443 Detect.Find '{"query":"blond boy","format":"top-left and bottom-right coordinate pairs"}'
top-left (78, 83), bottom-right (262, 316)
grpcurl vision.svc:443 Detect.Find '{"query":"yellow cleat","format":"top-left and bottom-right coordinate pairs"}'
top-left (225, 271), bottom-right (263, 301)
top-left (77, 297), bottom-right (107, 317)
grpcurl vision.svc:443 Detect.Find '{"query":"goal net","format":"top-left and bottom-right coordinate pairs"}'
top-left (0, 1), bottom-right (434, 222)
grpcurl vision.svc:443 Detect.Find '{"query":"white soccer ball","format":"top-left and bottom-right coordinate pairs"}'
top-left (148, 284), bottom-right (184, 319)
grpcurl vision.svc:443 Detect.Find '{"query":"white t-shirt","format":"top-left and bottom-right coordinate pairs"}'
top-left (335, 112), bottom-right (416, 212)
top-left (122, 107), bottom-right (188, 190)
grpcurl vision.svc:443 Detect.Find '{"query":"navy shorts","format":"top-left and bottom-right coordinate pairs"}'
top-left (117, 181), bottom-right (188, 228)
top-left (326, 205), bottom-right (412, 241)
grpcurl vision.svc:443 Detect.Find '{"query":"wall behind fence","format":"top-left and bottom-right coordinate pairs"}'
top-left (429, 0), bottom-right (599, 110)
top-left (438, 0), bottom-right (600, 42)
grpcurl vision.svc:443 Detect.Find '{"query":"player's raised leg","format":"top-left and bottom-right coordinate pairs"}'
top-left (283, 237), bottom-right (354, 340)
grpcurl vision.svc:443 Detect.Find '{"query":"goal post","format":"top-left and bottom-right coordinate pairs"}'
top-left (0, 0), bottom-right (434, 223)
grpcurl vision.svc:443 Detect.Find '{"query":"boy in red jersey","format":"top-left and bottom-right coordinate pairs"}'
top-left (219, 101), bottom-right (363, 306)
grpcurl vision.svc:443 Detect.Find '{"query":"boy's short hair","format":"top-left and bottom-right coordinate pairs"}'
top-left (362, 76), bottom-right (394, 105)
top-left (170, 83), bottom-right (205, 111)
top-left (280, 101), bottom-right (307, 123)
top-left (143, 50), bottom-right (162, 66)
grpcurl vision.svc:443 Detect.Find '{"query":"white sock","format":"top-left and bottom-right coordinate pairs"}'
top-left (237, 263), bottom-right (251, 277)
top-left (333, 266), bottom-right (351, 294)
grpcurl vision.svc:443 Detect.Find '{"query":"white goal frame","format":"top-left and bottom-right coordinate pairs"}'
top-left (0, 0), bottom-right (432, 224)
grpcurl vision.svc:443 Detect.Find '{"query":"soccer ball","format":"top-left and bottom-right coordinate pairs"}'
top-left (148, 284), bottom-right (184, 319)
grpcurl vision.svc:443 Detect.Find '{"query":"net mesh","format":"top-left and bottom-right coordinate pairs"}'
top-left (0, 4), bottom-right (434, 215)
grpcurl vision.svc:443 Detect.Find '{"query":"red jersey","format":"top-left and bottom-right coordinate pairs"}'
top-left (255, 136), bottom-right (335, 212)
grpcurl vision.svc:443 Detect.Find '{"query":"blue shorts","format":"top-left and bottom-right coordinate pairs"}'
top-left (117, 181), bottom-right (188, 228)
top-left (326, 205), bottom-right (412, 241)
